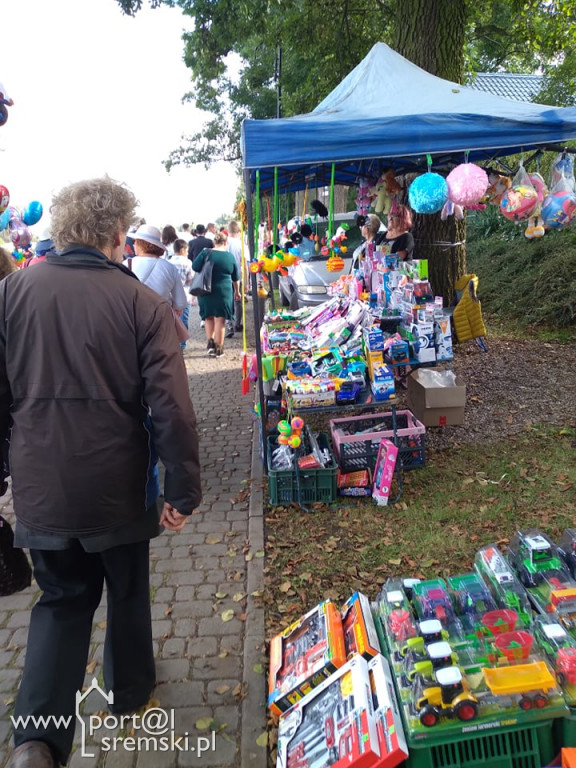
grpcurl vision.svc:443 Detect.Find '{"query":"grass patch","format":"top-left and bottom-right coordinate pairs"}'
top-left (467, 216), bottom-right (576, 329)
top-left (263, 424), bottom-right (576, 636)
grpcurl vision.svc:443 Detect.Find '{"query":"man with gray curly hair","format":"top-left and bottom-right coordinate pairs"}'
top-left (0, 177), bottom-right (202, 768)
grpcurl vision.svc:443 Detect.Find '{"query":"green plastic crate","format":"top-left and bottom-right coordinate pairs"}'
top-left (405, 719), bottom-right (556, 768)
top-left (267, 433), bottom-right (337, 505)
top-left (554, 705), bottom-right (576, 749)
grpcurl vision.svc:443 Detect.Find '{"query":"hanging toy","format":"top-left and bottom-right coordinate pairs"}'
top-left (326, 255), bottom-right (345, 272)
top-left (356, 178), bottom-right (372, 217)
top-left (524, 173), bottom-right (548, 239)
top-left (409, 172), bottom-right (448, 214)
top-left (500, 162), bottom-right (538, 221)
top-left (446, 163), bottom-right (489, 207)
top-left (0, 82), bottom-right (14, 127)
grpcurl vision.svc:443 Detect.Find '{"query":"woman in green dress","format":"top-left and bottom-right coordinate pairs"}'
top-left (192, 231), bottom-right (240, 357)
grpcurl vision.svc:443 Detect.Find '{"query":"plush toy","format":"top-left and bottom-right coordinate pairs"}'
top-left (484, 172), bottom-right (512, 205)
top-left (369, 170), bottom-right (403, 215)
top-left (446, 163), bottom-right (489, 207)
top-left (356, 178), bottom-right (372, 217)
top-left (408, 172), bottom-right (448, 214)
top-left (440, 199), bottom-right (464, 221)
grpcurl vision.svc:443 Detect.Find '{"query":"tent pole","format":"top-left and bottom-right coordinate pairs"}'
top-left (243, 167), bottom-right (268, 472)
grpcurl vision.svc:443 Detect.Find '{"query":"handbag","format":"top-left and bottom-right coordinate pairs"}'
top-left (189, 250), bottom-right (214, 296)
top-left (173, 312), bottom-right (190, 342)
top-left (0, 515), bottom-right (32, 597)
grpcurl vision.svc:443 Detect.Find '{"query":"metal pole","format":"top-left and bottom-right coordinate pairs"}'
top-left (243, 167), bottom-right (268, 472)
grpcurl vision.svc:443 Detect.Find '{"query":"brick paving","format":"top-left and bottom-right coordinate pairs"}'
top-left (0, 307), bottom-right (267, 768)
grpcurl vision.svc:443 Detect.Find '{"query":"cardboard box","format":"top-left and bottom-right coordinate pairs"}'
top-left (407, 369), bottom-right (466, 427)
top-left (341, 592), bottom-right (382, 660)
top-left (368, 654), bottom-right (409, 768)
top-left (277, 655), bottom-right (381, 768)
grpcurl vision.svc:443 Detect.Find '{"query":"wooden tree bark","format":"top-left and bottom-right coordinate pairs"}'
top-left (394, 0), bottom-right (468, 303)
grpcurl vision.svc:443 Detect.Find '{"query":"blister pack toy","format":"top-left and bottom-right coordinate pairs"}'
top-left (474, 543), bottom-right (533, 627)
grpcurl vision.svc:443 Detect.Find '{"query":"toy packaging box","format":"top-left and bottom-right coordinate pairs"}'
top-left (276, 655), bottom-right (382, 768)
top-left (407, 369), bottom-right (466, 427)
top-left (368, 654), bottom-right (409, 768)
top-left (372, 439), bottom-right (398, 506)
top-left (433, 315), bottom-right (454, 361)
top-left (268, 599), bottom-right (347, 715)
top-left (337, 469), bottom-right (372, 497)
top-left (341, 591), bottom-right (382, 660)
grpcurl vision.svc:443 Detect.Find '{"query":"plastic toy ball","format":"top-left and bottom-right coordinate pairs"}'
top-left (277, 434), bottom-right (290, 446)
top-left (291, 417), bottom-right (304, 432)
top-left (277, 420), bottom-right (292, 437)
top-left (0, 185), bottom-right (9, 214)
top-left (446, 163), bottom-right (489, 207)
top-left (22, 200), bottom-right (43, 227)
top-left (500, 185), bottom-right (538, 221)
top-left (288, 435), bottom-right (301, 449)
top-left (408, 172), bottom-right (449, 214)
top-left (541, 191), bottom-right (576, 229)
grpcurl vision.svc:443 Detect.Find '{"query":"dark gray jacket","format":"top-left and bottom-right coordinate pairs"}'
top-left (0, 246), bottom-right (202, 537)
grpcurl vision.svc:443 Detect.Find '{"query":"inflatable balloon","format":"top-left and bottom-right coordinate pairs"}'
top-left (9, 220), bottom-right (31, 248)
top-left (409, 172), bottom-right (448, 214)
top-left (22, 201), bottom-right (43, 227)
top-left (0, 185), bottom-right (9, 214)
top-left (0, 208), bottom-right (10, 231)
top-left (499, 185), bottom-right (538, 221)
top-left (446, 163), bottom-right (489, 207)
top-left (541, 191), bottom-right (576, 229)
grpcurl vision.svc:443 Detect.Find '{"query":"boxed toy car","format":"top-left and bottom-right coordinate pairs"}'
top-left (276, 654), bottom-right (381, 768)
top-left (410, 321), bottom-right (436, 363)
top-left (407, 369), bottom-right (466, 426)
top-left (368, 654), bottom-right (409, 768)
top-left (341, 591), bottom-right (382, 660)
top-left (268, 599), bottom-right (347, 715)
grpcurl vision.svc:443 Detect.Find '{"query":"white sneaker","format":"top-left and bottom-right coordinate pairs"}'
top-left (200, 320), bottom-right (205, 328)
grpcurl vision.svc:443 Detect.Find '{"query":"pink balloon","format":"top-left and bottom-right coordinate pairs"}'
top-left (0, 185), bottom-right (9, 214)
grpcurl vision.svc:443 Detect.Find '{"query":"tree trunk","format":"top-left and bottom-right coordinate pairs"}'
top-left (394, 0), bottom-right (467, 303)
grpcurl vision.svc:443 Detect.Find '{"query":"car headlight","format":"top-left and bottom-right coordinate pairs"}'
top-left (298, 285), bottom-right (327, 295)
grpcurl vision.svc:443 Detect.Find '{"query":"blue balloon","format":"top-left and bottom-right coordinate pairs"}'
top-left (22, 200), bottom-right (43, 227)
top-left (0, 208), bottom-right (10, 230)
top-left (409, 172), bottom-right (449, 214)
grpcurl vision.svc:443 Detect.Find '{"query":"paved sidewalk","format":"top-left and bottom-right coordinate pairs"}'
top-left (0, 313), bottom-right (267, 768)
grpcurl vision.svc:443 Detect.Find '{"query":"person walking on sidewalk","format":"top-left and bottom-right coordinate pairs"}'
top-left (170, 238), bottom-right (194, 350)
top-left (193, 231), bottom-right (240, 358)
top-left (0, 176), bottom-right (202, 768)
top-left (225, 220), bottom-right (246, 338)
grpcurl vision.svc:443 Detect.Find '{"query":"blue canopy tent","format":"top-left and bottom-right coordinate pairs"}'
top-left (241, 42), bottom-right (576, 194)
top-left (241, 43), bottom-right (576, 469)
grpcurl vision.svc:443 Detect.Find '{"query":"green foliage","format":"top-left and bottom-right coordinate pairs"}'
top-left (467, 223), bottom-right (576, 327)
top-left (116, 0), bottom-right (576, 166)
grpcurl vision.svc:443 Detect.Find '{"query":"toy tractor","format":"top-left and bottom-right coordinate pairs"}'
top-left (415, 666), bottom-right (479, 727)
top-left (403, 640), bottom-right (458, 685)
top-left (509, 530), bottom-right (565, 589)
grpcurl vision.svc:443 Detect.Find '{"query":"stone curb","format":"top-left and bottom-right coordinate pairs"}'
top-left (240, 428), bottom-right (268, 768)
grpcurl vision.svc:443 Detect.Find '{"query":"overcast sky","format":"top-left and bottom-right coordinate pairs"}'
top-left (0, 0), bottom-right (239, 236)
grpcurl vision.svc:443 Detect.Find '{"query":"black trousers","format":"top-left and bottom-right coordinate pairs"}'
top-left (13, 540), bottom-right (155, 764)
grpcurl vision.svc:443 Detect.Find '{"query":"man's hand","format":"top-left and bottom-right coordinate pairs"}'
top-left (160, 502), bottom-right (188, 531)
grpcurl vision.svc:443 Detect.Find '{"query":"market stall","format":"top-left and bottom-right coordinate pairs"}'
top-left (240, 42), bottom-right (576, 487)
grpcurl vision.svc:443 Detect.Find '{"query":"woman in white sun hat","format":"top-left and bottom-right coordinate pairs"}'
top-left (126, 224), bottom-right (187, 313)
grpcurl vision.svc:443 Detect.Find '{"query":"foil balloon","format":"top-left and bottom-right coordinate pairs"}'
top-left (0, 208), bottom-right (10, 231)
top-left (408, 172), bottom-right (448, 214)
top-left (22, 200), bottom-right (43, 227)
top-left (0, 185), bottom-right (9, 214)
top-left (9, 219), bottom-right (32, 248)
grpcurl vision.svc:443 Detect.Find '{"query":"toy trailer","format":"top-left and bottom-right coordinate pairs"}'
top-left (482, 661), bottom-right (555, 709)
top-left (551, 588), bottom-right (576, 629)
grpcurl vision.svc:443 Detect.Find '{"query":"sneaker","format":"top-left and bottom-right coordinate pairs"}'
top-left (214, 345), bottom-right (224, 358)
top-left (234, 324), bottom-right (243, 332)
top-left (225, 328), bottom-right (235, 339)
top-left (207, 338), bottom-right (216, 352)
top-left (200, 320), bottom-right (205, 328)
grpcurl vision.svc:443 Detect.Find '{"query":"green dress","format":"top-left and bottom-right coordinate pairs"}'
top-left (192, 248), bottom-right (239, 321)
